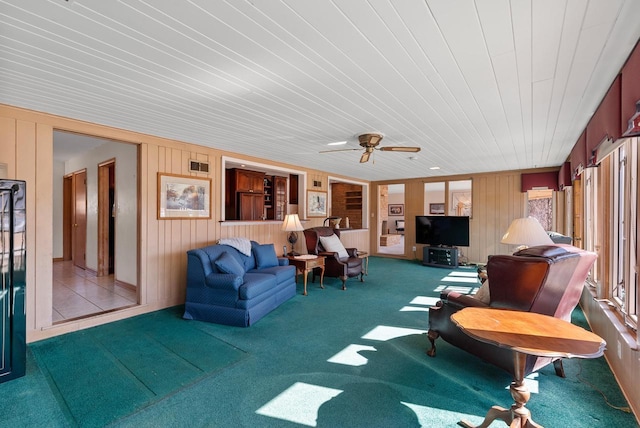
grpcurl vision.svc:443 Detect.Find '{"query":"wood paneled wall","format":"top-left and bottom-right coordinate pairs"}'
top-left (371, 168), bottom-right (562, 264)
top-left (0, 104), bottom-right (370, 341)
top-left (1, 103), bottom-right (559, 341)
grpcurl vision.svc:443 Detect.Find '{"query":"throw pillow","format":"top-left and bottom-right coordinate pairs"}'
top-left (214, 251), bottom-right (245, 277)
top-left (254, 243), bottom-right (279, 269)
top-left (319, 234), bottom-right (349, 259)
top-left (474, 280), bottom-right (490, 304)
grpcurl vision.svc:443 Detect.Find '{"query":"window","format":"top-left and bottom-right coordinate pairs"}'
top-left (585, 138), bottom-right (637, 332)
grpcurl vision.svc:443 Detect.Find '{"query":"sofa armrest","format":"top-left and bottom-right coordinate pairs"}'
top-left (278, 257), bottom-right (290, 266)
top-left (204, 273), bottom-right (243, 291)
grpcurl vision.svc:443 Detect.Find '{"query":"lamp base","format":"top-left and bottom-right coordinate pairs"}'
top-left (287, 251), bottom-right (300, 256)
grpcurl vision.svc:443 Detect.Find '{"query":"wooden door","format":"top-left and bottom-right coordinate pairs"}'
top-left (73, 170), bottom-right (87, 269)
top-left (239, 193), bottom-right (264, 220)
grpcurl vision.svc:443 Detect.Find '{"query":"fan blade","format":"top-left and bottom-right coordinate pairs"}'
top-left (378, 146), bottom-right (421, 152)
top-left (319, 148), bottom-right (361, 153)
top-left (360, 151), bottom-right (371, 163)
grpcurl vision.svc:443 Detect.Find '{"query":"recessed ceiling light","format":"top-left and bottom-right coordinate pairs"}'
top-left (429, 166), bottom-right (440, 170)
top-left (328, 141), bottom-right (347, 146)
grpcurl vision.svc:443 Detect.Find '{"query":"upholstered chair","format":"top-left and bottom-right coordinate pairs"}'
top-left (303, 227), bottom-right (364, 290)
top-left (427, 244), bottom-right (597, 378)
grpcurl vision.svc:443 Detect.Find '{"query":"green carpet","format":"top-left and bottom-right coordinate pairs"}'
top-left (1, 257), bottom-right (636, 427)
top-left (27, 307), bottom-right (247, 427)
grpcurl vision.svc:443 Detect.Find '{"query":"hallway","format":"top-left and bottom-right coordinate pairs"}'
top-left (52, 261), bottom-right (137, 323)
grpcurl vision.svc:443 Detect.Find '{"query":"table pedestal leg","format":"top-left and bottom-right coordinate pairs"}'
top-left (459, 353), bottom-right (543, 428)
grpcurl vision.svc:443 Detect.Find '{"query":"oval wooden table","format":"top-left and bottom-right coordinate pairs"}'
top-left (451, 307), bottom-right (606, 428)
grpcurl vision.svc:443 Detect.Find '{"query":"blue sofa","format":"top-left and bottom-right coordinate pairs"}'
top-left (183, 241), bottom-right (296, 327)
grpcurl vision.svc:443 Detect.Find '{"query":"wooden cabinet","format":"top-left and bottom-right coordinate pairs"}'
top-left (265, 175), bottom-right (287, 221)
top-left (226, 168), bottom-right (265, 220)
top-left (234, 169), bottom-right (264, 193)
top-left (272, 176), bottom-right (287, 221)
top-left (238, 192), bottom-right (264, 221)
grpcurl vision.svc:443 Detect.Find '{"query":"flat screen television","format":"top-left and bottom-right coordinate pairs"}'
top-left (415, 215), bottom-right (470, 247)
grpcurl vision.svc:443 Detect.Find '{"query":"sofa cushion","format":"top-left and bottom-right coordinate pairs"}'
top-left (319, 234), bottom-right (348, 259)
top-left (214, 251), bottom-right (245, 277)
top-left (250, 265), bottom-right (295, 283)
top-left (254, 243), bottom-right (279, 269)
top-left (240, 273), bottom-right (278, 299)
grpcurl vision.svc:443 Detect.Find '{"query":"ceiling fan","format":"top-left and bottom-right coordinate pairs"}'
top-left (320, 133), bottom-right (421, 163)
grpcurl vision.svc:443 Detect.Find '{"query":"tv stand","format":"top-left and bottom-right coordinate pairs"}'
top-left (423, 246), bottom-right (458, 268)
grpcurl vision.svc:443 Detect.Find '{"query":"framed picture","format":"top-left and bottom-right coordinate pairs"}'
top-left (429, 203), bottom-right (445, 215)
top-left (307, 190), bottom-right (327, 217)
top-left (388, 204), bottom-right (404, 216)
top-left (157, 173), bottom-right (212, 219)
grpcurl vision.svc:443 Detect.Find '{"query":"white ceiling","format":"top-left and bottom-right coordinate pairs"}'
top-left (2, 0), bottom-right (639, 181)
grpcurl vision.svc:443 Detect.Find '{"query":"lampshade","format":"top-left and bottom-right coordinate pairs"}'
top-left (281, 214), bottom-right (304, 232)
top-left (282, 214), bottom-right (304, 256)
top-left (501, 217), bottom-right (553, 249)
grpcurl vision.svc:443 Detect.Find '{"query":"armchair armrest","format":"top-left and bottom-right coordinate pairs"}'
top-left (440, 290), bottom-right (489, 310)
top-left (319, 251), bottom-right (347, 264)
top-left (346, 248), bottom-right (358, 257)
top-left (204, 273), bottom-right (243, 291)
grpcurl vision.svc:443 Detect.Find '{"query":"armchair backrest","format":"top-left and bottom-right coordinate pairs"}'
top-left (486, 245), bottom-right (597, 321)
top-left (304, 227), bottom-right (341, 255)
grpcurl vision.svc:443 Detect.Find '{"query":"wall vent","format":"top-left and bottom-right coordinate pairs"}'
top-left (189, 160), bottom-right (210, 173)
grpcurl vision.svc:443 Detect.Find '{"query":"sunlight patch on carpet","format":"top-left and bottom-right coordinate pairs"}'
top-left (441, 276), bottom-right (478, 283)
top-left (409, 296), bottom-right (440, 306)
top-left (327, 344), bottom-right (377, 366)
top-left (434, 284), bottom-right (476, 294)
top-left (401, 401), bottom-right (481, 426)
top-left (400, 306), bottom-right (430, 312)
top-left (361, 325), bottom-right (427, 341)
top-left (447, 272), bottom-right (478, 277)
top-left (256, 382), bottom-right (342, 427)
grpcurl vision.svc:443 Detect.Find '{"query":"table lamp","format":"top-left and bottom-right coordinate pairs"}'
top-left (282, 214), bottom-right (304, 256)
top-left (501, 216), bottom-right (553, 251)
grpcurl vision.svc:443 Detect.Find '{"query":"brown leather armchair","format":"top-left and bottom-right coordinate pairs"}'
top-left (427, 244), bottom-right (597, 377)
top-left (303, 227), bottom-right (364, 290)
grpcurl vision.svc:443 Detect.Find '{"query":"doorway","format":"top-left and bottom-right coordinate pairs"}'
top-left (52, 131), bottom-right (138, 323)
top-left (378, 184), bottom-right (405, 256)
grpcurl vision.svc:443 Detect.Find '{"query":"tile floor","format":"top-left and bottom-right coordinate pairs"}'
top-left (52, 261), bottom-right (137, 323)
top-left (378, 234), bottom-right (404, 255)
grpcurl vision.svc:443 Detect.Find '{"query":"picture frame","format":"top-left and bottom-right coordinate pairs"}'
top-left (429, 203), bottom-right (445, 215)
top-left (157, 172), bottom-right (212, 219)
top-left (388, 204), bottom-right (404, 216)
top-left (307, 190), bottom-right (327, 217)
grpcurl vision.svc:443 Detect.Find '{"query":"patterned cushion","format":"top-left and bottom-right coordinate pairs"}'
top-left (319, 234), bottom-right (349, 259)
top-left (214, 251), bottom-right (245, 277)
top-left (253, 243), bottom-right (279, 269)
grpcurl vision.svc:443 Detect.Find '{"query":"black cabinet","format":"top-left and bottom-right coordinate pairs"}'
top-left (0, 180), bottom-right (26, 383)
top-left (423, 246), bottom-right (458, 268)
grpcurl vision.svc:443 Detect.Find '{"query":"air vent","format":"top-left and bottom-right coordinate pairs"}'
top-left (189, 160), bottom-right (210, 173)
